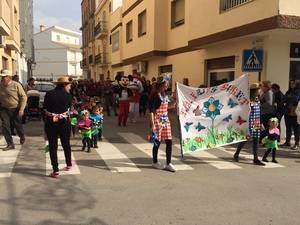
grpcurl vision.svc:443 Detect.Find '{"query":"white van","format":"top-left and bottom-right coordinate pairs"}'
top-left (34, 82), bottom-right (56, 104)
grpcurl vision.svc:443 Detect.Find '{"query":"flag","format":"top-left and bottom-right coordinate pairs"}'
top-left (177, 75), bottom-right (250, 154)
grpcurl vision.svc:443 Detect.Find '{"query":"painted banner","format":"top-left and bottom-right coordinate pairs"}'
top-left (177, 75), bottom-right (250, 154)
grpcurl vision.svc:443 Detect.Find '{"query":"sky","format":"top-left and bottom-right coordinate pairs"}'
top-left (33, 0), bottom-right (82, 33)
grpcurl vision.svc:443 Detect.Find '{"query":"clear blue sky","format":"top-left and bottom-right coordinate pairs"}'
top-left (33, 0), bottom-right (82, 33)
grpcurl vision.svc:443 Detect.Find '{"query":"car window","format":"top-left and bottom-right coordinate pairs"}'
top-left (42, 84), bottom-right (55, 92)
top-left (35, 83), bottom-right (55, 92)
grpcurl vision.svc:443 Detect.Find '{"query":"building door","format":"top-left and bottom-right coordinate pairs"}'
top-left (290, 60), bottom-right (300, 80)
top-left (290, 43), bottom-right (300, 80)
top-left (208, 69), bottom-right (235, 87)
top-left (206, 56), bottom-right (235, 86)
top-left (159, 65), bottom-right (173, 92)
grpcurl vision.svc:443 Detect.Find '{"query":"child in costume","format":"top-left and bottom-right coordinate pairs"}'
top-left (70, 104), bottom-right (79, 137)
top-left (89, 105), bottom-right (104, 148)
top-left (77, 110), bottom-right (92, 152)
top-left (234, 83), bottom-right (265, 166)
top-left (262, 118), bottom-right (280, 163)
top-left (98, 106), bottom-right (104, 141)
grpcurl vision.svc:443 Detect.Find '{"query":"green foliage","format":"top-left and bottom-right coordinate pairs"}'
top-left (182, 126), bottom-right (247, 153)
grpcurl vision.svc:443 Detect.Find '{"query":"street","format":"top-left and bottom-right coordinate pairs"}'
top-left (0, 115), bottom-right (300, 225)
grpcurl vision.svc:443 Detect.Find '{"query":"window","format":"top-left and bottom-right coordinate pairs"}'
top-left (111, 31), bottom-right (119, 52)
top-left (56, 35), bottom-right (60, 42)
top-left (2, 57), bottom-right (8, 70)
top-left (171, 0), bottom-right (185, 28)
top-left (220, 0), bottom-right (253, 13)
top-left (126, 20), bottom-right (133, 43)
top-left (14, 7), bottom-right (18, 28)
top-left (138, 10), bottom-right (147, 37)
top-left (206, 56), bottom-right (235, 86)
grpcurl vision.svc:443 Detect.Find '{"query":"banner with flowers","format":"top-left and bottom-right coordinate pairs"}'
top-left (177, 75), bottom-right (250, 154)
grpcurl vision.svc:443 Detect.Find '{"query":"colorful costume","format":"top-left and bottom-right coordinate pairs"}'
top-left (262, 128), bottom-right (280, 150)
top-left (113, 74), bottom-right (133, 126)
top-left (153, 94), bottom-right (172, 142)
top-left (78, 118), bottom-right (92, 152)
top-left (262, 120), bottom-right (280, 163)
top-left (70, 108), bottom-right (78, 136)
top-left (234, 100), bottom-right (265, 165)
top-left (89, 113), bottom-right (103, 147)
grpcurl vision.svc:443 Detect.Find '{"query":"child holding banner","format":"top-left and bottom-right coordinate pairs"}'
top-left (233, 83), bottom-right (265, 166)
top-left (149, 75), bottom-right (176, 172)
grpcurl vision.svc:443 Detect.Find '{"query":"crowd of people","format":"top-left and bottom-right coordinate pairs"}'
top-left (0, 68), bottom-right (299, 177)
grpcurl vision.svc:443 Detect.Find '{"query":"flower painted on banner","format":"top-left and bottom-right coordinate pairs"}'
top-left (195, 137), bottom-right (203, 143)
top-left (202, 97), bottom-right (223, 120)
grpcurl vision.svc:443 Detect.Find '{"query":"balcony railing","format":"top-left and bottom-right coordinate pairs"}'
top-left (220, 0), bottom-right (253, 13)
top-left (94, 21), bottom-right (108, 39)
top-left (95, 53), bottom-right (109, 66)
top-left (89, 55), bottom-right (94, 64)
top-left (81, 58), bottom-right (87, 68)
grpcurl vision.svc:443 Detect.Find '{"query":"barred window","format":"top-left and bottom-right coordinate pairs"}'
top-left (220, 0), bottom-right (254, 13)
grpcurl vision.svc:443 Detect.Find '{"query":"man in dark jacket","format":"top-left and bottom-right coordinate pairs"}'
top-left (43, 76), bottom-right (73, 178)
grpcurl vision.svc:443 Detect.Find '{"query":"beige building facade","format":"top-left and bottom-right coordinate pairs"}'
top-left (82, 0), bottom-right (300, 91)
top-left (81, 0), bottom-right (112, 81)
top-left (0, 0), bottom-right (21, 75)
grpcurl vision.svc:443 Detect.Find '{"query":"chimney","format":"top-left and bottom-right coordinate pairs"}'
top-left (40, 25), bottom-right (46, 32)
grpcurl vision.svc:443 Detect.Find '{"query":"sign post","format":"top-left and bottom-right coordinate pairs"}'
top-left (242, 49), bottom-right (263, 81)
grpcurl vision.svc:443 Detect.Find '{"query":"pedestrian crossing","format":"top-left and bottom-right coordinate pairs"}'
top-left (0, 133), bottom-right (292, 178)
top-left (96, 140), bottom-right (141, 173)
top-left (45, 142), bottom-right (81, 176)
top-left (0, 136), bottom-right (21, 178)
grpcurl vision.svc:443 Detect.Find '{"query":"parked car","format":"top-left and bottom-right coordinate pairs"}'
top-left (34, 82), bottom-right (56, 105)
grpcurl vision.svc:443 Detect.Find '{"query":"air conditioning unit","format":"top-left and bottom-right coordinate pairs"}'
top-left (137, 61), bottom-right (148, 73)
top-left (0, 36), bottom-right (6, 48)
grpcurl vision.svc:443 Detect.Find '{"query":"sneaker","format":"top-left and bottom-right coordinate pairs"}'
top-left (49, 171), bottom-right (59, 178)
top-left (20, 136), bottom-right (25, 145)
top-left (87, 148), bottom-right (91, 153)
top-left (272, 159), bottom-right (279, 163)
top-left (81, 147), bottom-right (85, 151)
top-left (152, 162), bottom-right (163, 169)
top-left (164, 163), bottom-right (177, 172)
top-left (253, 160), bottom-right (265, 166)
top-left (2, 144), bottom-right (15, 151)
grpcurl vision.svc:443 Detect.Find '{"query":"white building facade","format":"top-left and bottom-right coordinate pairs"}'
top-left (33, 26), bottom-right (82, 81)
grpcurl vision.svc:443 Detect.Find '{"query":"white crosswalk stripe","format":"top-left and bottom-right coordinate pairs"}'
top-left (217, 146), bottom-right (285, 168)
top-left (173, 144), bottom-right (242, 170)
top-left (96, 138), bottom-right (142, 173)
top-left (45, 140), bottom-right (81, 176)
top-left (0, 136), bottom-right (21, 178)
top-left (119, 132), bottom-right (194, 171)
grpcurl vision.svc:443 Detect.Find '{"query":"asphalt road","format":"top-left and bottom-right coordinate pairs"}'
top-left (0, 115), bottom-right (299, 225)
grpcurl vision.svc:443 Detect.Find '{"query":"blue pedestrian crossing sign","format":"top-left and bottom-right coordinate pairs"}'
top-left (242, 49), bottom-right (263, 72)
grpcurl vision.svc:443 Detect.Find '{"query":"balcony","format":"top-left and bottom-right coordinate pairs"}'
top-left (81, 58), bottom-right (87, 69)
top-left (0, 0), bottom-right (11, 36)
top-left (220, 0), bottom-right (254, 13)
top-left (95, 53), bottom-right (109, 66)
top-left (94, 21), bottom-right (108, 39)
top-left (89, 55), bottom-right (94, 64)
top-left (6, 39), bottom-right (20, 52)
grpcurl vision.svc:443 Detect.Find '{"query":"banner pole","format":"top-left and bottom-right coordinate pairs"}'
top-left (175, 83), bottom-right (184, 159)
